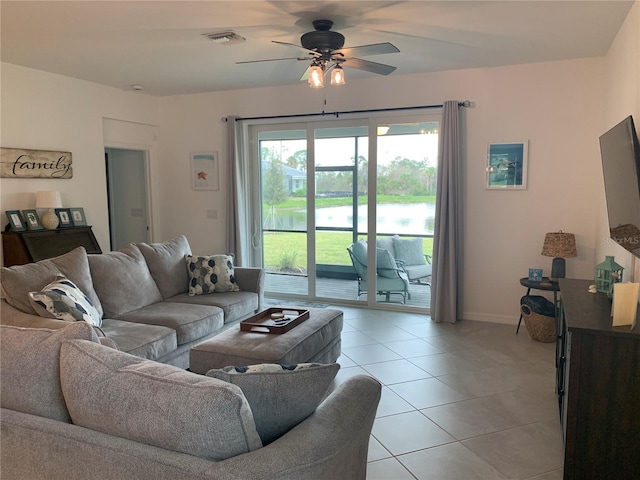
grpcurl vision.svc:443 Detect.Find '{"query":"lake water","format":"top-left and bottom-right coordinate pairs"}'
top-left (265, 202), bottom-right (436, 235)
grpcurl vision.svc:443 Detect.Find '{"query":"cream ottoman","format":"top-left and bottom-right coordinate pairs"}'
top-left (189, 308), bottom-right (343, 374)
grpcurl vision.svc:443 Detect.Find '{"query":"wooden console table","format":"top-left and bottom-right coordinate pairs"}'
top-left (2, 227), bottom-right (102, 267)
top-left (558, 278), bottom-right (640, 479)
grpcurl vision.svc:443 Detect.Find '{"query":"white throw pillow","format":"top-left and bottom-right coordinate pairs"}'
top-left (29, 275), bottom-right (102, 327)
top-left (185, 254), bottom-right (240, 295)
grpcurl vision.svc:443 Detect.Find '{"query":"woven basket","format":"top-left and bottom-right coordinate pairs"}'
top-left (520, 304), bottom-right (556, 342)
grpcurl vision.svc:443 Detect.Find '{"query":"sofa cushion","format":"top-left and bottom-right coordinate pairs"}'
top-left (60, 340), bottom-right (262, 461)
top-left (207, 362), bottom-right (340, 445)
top-left (186, 254), bottom-right (240, 295)
top-left (137, 235), bottom-right (191, 299)
top-left (0, 322), bottom-right (100, 422)
top-left (88, 244), bottom-right (163, 317)
top-left (1, 247), bottom-right (103, 317)
top-left (28, 275), bottom-right (102, 327)
top-left (99, 318), bottom-right (177, 360)
top-left (392, 236), bottom-right (427, 265)
top-left (114, 302), bottom-right (224, 345)
top-left (166, 291), bottom-right (259, 324)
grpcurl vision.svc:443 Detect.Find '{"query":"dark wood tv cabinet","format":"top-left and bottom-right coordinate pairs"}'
top-left (2, 227), bottom-right (102, 267)
top-left (558, 278), bottom-right (640, 479)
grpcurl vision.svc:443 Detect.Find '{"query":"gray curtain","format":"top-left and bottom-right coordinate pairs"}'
top-left (432, 100), bottom-right (462, 323)
top-left (225, 116), bottom-right (261, 267)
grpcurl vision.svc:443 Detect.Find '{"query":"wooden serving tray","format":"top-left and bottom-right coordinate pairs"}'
top-left (240, 307), bottom-right (310, 334)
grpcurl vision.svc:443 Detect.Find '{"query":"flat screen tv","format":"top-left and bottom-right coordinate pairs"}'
top-left (599, 115), bottom-right (640, 258)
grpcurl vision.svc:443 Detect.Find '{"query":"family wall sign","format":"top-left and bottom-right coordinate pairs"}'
top-left (0, 148), bottom-right (73, 179)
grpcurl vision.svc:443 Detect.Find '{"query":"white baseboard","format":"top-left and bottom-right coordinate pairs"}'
top-left (461, 312), bottom-right (517, 325)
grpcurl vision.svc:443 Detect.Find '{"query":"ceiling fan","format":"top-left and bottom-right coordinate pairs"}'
top-left (237, 19), bottom-right (400, 87)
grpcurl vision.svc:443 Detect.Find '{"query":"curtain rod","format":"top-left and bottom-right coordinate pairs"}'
top-left (228, 101), bottom-right (471, 122)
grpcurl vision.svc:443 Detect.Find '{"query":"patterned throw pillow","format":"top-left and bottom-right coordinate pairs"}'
top-left (28, 275), bottom-right (102, 327)
top-left (185, 254), bottom-right (240, 296)
top-left (206, 362), bottom-right (340, 444)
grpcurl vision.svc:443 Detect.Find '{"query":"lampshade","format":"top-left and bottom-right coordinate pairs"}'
top-left (35, 191), bottom-right (62, 229)
top-left (541, 231), bottom-right (577, 258)
top-left (308, 64), bottom-right (324, 88)
top-left (35, 191), bottom-right (62, 209)
top-left (330, 65), bottom-right (345, 85)
top-left (541, 231), bottom-right (577, 280)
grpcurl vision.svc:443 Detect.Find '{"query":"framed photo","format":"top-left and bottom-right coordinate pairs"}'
top-left (528, 268), bottom-right (543, 282)
top-left (486, 141), bottom-right (528, 190)
top-left (21, 209), bottom-right (44, 230)
top-left (69, 207), bottom-right (87, 226)
top-left (55, 208), bottom-right (73, 228)
top-left (5, 210), bottom-right (26, 232)
top-left (191, 151), bottom-right (219, 191)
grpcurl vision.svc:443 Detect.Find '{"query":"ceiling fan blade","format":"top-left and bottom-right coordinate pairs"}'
top-left (236, 56), bottom-right (314, 65)
top-left (343, 57), bottom-right (397, 75)
top-left (272, 40), bottom-right (320, 57)
top-left (299, 66), bottom-right (311, 82)
top-left (334, 42), bottom-right (400, 57)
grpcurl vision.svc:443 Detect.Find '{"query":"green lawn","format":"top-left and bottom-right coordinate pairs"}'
top-left (263, 231), bottom-right (433, 269)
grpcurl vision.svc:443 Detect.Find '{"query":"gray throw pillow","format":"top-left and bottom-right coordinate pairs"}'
top-left (137, 235), bottom-right (192, 299)
top-left (0, 322), bottom-right (100, 422)
top-left (392, 237), bottom-right (427, 265)
top-left (60, 339), bottom-right (262, 461)
top-left (206, 362), bottom-right (340, 445)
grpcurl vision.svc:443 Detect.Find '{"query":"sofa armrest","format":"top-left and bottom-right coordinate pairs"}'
top-left (210, 374), bottom-right (382, 479)
top-left (234, 267), bottom-right (265, 311)
top-left (0, 300), bottom-right (68, 330)
top-left (1, 300), bottom-right (111, 343)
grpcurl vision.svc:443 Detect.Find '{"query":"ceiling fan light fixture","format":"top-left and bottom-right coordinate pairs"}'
top-left (308, 64), bottom-right (324, 88)
top-left (330, 64), bottom-right (345, 85)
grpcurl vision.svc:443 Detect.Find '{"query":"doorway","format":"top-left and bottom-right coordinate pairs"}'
top-left (104, 148), bottom-right (150, 250)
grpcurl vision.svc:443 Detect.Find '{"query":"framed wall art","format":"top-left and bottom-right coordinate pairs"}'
top-left (486, 141), bottom-right (528, 190)
top-left (70, 207), bottom-right (87, 226)
top-left (22, 209), bottom-right (44, 230)
top-left (191, 152), bottom-right (219, 191)
top-left (5, 210), bottom-right (26, 231)
top-left (55, 208), bottom-right (73, 228)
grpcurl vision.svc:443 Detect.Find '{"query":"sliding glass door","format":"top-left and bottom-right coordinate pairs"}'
top-left (253, 113), bottom-right (439, 311)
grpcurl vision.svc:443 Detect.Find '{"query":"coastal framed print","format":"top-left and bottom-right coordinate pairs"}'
top-left (191, 152), bottom-right (219, 191)
top-left (486, 141), bottom-right (528, 190)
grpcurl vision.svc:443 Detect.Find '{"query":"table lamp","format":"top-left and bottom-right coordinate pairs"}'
top-left (35, 191), bottom-right (62, 229)
top-left (541, 231), bottom-right (577, 280)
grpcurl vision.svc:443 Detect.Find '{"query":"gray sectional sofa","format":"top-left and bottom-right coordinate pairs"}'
top-left (0, 321), bottom-right (381, 479)
top-left (0, 235), bottom-right (264, 368)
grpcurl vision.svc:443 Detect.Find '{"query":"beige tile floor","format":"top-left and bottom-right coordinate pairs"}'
top-left (327, 304), bottom-right (564, 480)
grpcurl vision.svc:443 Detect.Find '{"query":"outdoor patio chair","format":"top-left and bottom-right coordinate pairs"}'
top-left (347, 240), bottom-right (410, 304)
top-left (376, 235), bottom-right (432, 285)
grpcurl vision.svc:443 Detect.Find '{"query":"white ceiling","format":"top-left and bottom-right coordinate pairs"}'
top-left (0, 1), bottom-right (634, 97)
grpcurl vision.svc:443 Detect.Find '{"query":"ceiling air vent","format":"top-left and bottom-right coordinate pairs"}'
top-left (203, 31), bottom-right (246, 45)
